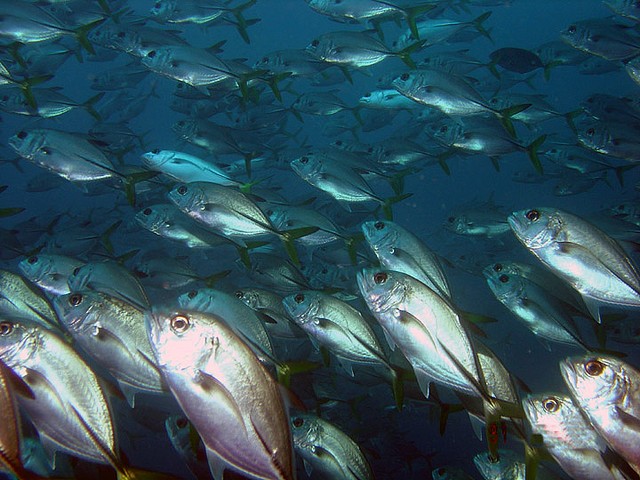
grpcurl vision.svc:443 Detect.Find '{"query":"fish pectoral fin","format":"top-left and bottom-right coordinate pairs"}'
top-left (614, 406), bottom-right (640, 433)
top-left (23, 367), bottom-right (65, 406)
top-left (195, 369), bottom-right (247, 434)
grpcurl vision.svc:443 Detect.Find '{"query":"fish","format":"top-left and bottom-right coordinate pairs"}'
top-left (489, 47), bottom-right (543, 74)
top-left (392, 69), bottom-right (530, 137)
top-left (0, 269), bottom-right (59, 329)
top-left (361, 219), bottom-right (451, 301)
top-left (0, 318), bottom-right (119, 468)
top-left (560, 355), bottom-right (640, 473)
top-left (54, 290), bottom-right (165, 406)
top-left (483, 265), bottom-right (588, 349)
top-left (306, 30), bottom-right (422, 69)
top-left (508, 207), bottom-right (640, 321)
top-left (290, 412), bottom-right (374, 480)
top-left (523, 392), bottom-right (633, 480)
top-left (18, 253), bottom-right (84, 296)
top-left (146, 309), bottom-right (295, 480)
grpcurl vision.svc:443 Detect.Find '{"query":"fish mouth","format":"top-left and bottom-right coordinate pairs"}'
top-left (506, 213), bottom-right (522, 234)
top-left (558, 357), bottom-right (578, 394)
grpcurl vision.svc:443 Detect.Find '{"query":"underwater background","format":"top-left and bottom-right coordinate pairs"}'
top-left (1, 0), bottom-right (640, 479)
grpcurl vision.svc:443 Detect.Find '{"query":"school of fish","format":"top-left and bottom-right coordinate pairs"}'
top-left (1, 0), bottom-right (640, 479)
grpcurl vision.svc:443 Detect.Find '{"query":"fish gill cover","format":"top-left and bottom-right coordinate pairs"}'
top-left (1, 0), bottom-right (640, 479)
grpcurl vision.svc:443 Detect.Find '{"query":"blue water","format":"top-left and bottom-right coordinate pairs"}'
top-left (1, 1), bottom-right (639, 479)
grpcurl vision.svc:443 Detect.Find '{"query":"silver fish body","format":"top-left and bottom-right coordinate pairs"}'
top-left (560, 355), bottom-right (640, 471)
top-left (146, 309), bottom-right (295, 480)
top-left (508, 208), bottom-right (640, 318)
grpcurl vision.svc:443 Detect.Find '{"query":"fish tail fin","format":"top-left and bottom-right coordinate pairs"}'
top-left (100, 220), bottom-right (122, 255)
top-left (278, 226), bottom-right (319, 265)
top-left (497, 103), bottom-right (531, 137)
top-left (473, 11), bottom-right (493, 41)
top-left (543, 60), bottom-right (563, 81)
top-left (122, 170), bottom-right (160, 206)
top-left (202, 269), bottom-right (231, 288)
top-left (563, 108), bottom-right (582, 133)
top-left (396, 41), bottom-right (424, 69)
top-left (83, 92), bottom-right (105, 120)
top-left (615, 164), bottom-right (638, 187)
top-left (74, 18), bottom-right (106, 55)
top-left (403, 5), bottom-right (436, 40)
top-left (525, 134), bottom-right (546, 174)
top-left (0, 207), bottom-right (25, 218)
top-left (380, 193), bottom-right (412, 220)
top-left (230, 0), bottom-right (257, 44)
top-left (276, 360), bottom-right (321, 388)
top-left (339, 66), bottom-right (353, 84)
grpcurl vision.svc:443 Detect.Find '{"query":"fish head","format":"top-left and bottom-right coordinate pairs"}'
top-left (54, 290), bottom-right (101, 331)
top-left (167, 182), bottom-right (205, 214)
top-left (290, 154), bottom-right (321, 179)
top-left (430, 121), bottom-right (461, 145)
top-left (282, 291), bottom-right (319, 325)
top-left (141, 149), bottom-right (171, 169)
top-left (18, 254), bottom-right (54, 283)
top-left (145, 309), bottom-right (215, 371)
top-left (473, 449), bottom-right (521, 480)
top-left (66, 263), bottom-right (93, 292)
top-left (361, 220), bottom-right (398, 255)
top-left (0, 318), bottom-right (38, 366)
top-left (290, 412), bottom-right (321, 450)
top-left (177, 288), bottom-right (216, 311)
top-left (576, 120), bottom-right (610, 153)
top-left (391, 72), bottom-right (415, 94)
top-left (482, 265), bottom-right (520, 300)
top-left (135, 205), bottom-right (168, 232)
top-left (8, 129), bottom-right (44, 160)
top-left (150, 0), bottom-right (176, 21)
top-left (234, 288), bottom-right (260, 309)
top-left (507, 208), bottom-right (563, 250)
top-left (522, 393), bottom-right (575, 440)
top-left (560, 355), bottom-right (626, 410)
top-left (357, 268), bottom-right (406, 315)
top-left (141, 46), bottom-right (173, 70)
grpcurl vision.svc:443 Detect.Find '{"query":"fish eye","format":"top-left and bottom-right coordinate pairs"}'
top-left (437, 468), bottom-right (446, 475)
top-left (335, 140), bottom-right (342, 146)
top-left (117, 31), bottom-right (126, 38)
top-left (525, 209), bottom-right (540, 221)
top-left (311, 39), bottom-right (319, 47)
top-left (69, 293), bottom-right (83, 306)
top-left (542, 397), bottom-right (560, 413)
top-left (493, 263), bottom-right (502, 272)
top-left (499, 274), bottom-right (509, 283)
top-left (584, 359), bottom-right (604, 376)
top-left (373, 272), bottom-right (387, 284)
top-left (440, 125), bottom-right (448, 133)
top-left (187, 290), bottom-right (197, 299)
top-left (400, 73), bottom-right (409, 81)
top-left (586, 127), bottom-right (595, 137)
top-left (40, 147), bottom-right (52, 155)
top-left (176, 417), bottom-right (188, 429)
top-left (448, 217), bottom-right (455, 223)
top-left (1, 95), bottom-right (7, 101)
top-left (374, 221), bottom-right (385, 230)
top-left (300, 156), bottom-right (309, 164)
top-left (154, 1), bottom-right (161, 7)
top-left (177, 185), bottom-right (188, 195)
top-left (234, 290), bottom-right (243, 299)
top-left (567, 25), bottom-right (576, 34)
top-left (170, 314), bottom-right (190, 333)
top-left (363, 92), bottom-right (371, 97)
top-left (72, 267), bottom-right (81, 276)
top-left (0, 322), bottom-right (13, 336)
top-left (367, 147), bottom-right (374, 153)
top-left (292, 417), bottom-right (304, 427)
top-left (17, 131), bottom-right (27, 139)
top-left (151, 148), bottom-right (160, 154)
top-left (147, 50), bottom-right (156, 58)
top-left (294, 293), bottom-right (305, 303)
top-left (142, 208), bottom-right (152, 215)
top-left (27, 256), bottom-right (38, 264)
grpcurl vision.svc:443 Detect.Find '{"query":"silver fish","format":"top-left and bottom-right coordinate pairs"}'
top-left (508, 207), bottom-right (640, 321)
top-left (54, 290), bottom-right (165, 406)
top-left (146, 309), bottom-right (295, 480)
top-left (560, 355), bottom-right (640, 472)
top-left (290, 412), bottom-right (373, 480)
